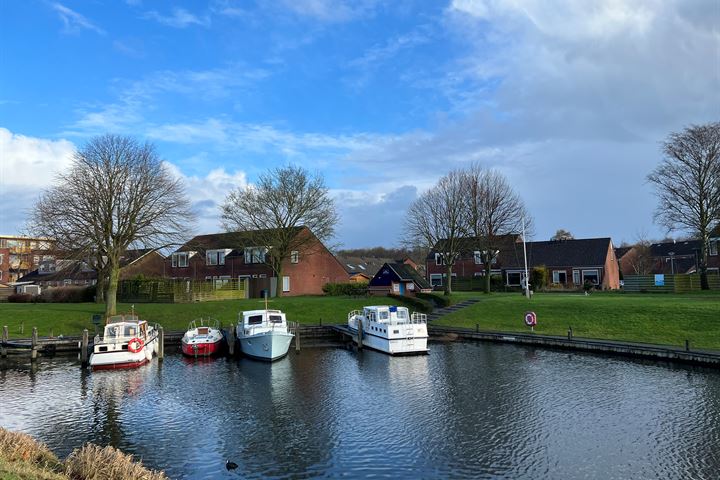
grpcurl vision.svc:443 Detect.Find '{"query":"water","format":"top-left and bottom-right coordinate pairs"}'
top-left (1, 342), bottom-right (719, 479)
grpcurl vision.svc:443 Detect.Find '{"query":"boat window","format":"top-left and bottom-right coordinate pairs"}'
top-left (269, 315), bottom-right (283, 323)
top-left (396, 309), bottom-right (408, 319)
top-left (378, 311), bottom-right (389, 320)
top-left (247, 315), bottom-right (264, 325)
top-left (124, 326), bottom-right (136, 337)
top-left (394, 330), bottom-right (399, 334)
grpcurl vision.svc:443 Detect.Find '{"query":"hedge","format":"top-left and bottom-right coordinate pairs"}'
top-left (387, 294), bottom-right (433, 313)
top-left (322, 282), bottom-right (368, 296)
top-left (416, 292), bottom-right (451, 308)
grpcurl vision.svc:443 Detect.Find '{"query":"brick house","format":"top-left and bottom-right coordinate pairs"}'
top-left (165, 227), bottom-right (349, 297)
top-left (426, 236), bottom-right (620, 290)
top-left (0, 235), bottom-right (53, 283)
top-left (368, 262), bottom-right (432, 296)
top-left (618, 232), bottom-right (720, 277)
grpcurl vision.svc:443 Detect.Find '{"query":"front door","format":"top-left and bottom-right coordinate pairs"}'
top-left (399, 283), bottom-right (406, 295)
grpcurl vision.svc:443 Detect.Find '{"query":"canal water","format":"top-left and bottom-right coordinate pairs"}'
top-left (1, 342), bottom-right (719, 479)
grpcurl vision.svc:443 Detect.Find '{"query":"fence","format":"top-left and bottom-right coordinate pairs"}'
top-left (118, 279), bottom-right (248, 303)
top-left (623, 274), bottom-right (720, 293)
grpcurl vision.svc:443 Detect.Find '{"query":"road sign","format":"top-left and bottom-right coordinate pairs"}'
top-left (91, 314), bottom-right (102, 326)
top-left (524, 311), bottom-right (537, 327)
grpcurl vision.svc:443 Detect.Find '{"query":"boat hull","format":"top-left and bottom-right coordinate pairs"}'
top-left (348, 327), bottom-right (429, 355)
top-left (181, 339), bottom-right (222, 357)
top-left (238, 332), bottom-right (294, 361)
top-left (90, 336), bottom-right (157, 370)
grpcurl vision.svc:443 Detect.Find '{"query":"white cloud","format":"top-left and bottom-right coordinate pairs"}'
top-left (143, 7), bottom-right (211, 28)
top-left (0, 128), bottom-right (76, 233)
top-left (277, 0), bottom-right (378, 22)
top-left (51, 3), bottom-right (106, 35)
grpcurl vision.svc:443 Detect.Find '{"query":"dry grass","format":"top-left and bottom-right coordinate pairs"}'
top-left (0, 429), bottom-right (63, 472)
top-left (64, 444), bottom-right (168, 480)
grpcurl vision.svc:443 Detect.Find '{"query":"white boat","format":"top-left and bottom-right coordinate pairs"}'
top-left (89, 314), bottom-right (159, 370)
top-left (347, 305), bottom-right (429, 355)
top-left (182, 318), bottom-right (223, 357)
top-left (236, 309), bottom-right (294, 361)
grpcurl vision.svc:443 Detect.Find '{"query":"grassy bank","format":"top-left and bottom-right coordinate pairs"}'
top-left (436, 292), bottom-right (720, 351)
top-left (0, 428), bottom-right (166, 480)
top-left (0, 296), bottom-right (402, 339)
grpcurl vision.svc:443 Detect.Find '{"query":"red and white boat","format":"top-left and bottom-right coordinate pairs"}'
top-left (181, 319), bottom-right (223, 357)
top-left (89, 314), bottom-right (159, 370)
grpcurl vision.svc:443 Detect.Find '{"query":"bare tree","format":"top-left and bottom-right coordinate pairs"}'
top-left (464, 165), bottom-right (532, 294)
top-left (220, 165), bottom-right (338, 297)
top-left (648, 122), bottom-right (720, 289)
top-left (626, 233), bottom-right (655, 275)
top-left (551, 229), bottom-right (574, 241)
top-left (30, 135), bottom-right (194, 315)
top-left (406, 170), bottom-right (466, 295)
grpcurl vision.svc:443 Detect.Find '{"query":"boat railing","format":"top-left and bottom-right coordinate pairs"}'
top-left (411, 312), bottom-right (427, 324)
top-left (348, 310), bottom-right (362, 323)
top-left (188, 318), bottom-right (220, 332)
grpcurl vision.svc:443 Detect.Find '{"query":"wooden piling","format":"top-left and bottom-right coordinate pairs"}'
top-left (685, 339), bottom-right (690, 352)
top-left (568, 327), bottom-right (573, 341)
top-left (157, 327), bottom-right (165, 360)
top-left (227, 323), bottom-right (236, 356)
top-left (295, 323), bottom-right (301, 353)
top-left (31, 327), bottom-right (38, 361)
top-left (476, 323), bottom-right (479, 333)
top-left (357, 319), bottom-right (363, 350)
top-left (80, 329), bottom-right (89, 366)
top-left (1, 326), bottom-right (8, 358)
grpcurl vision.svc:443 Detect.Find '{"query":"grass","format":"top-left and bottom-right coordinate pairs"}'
top-left (435, 292), bottom-right (720, 351)
top-left (0, 428), bottom-right (167, 480)
top-left (0, 296), bottom-right (406, 339)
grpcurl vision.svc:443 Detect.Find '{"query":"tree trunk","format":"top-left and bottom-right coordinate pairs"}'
top-left (445, 265), bottom-right (453, 296)
top-left (275, 262), bottom-right (284, 298)
top-left (105, 266), bottom-right (120, 316)
top-left (699, 240), bottom-right (709, 290)
top-left (484, 261), bottom-right (491, 294)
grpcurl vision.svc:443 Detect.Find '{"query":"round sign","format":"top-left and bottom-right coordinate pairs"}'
top-left (524, 311), bottom-right (537, 326)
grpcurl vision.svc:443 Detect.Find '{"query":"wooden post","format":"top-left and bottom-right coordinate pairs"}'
top-left (1, 326), bottom-right (8, 358)
top-left (476, 323), bottom-right (479, 333)
top-left (295, 323), bottom-right (300, 353)
top-left (685, 339), bottom-right (690, 352)
top-left (319, 317), bottom-right (322, 327)
top-left (80, 329), bottom-right (89, 367)
top-left (227, 323), bottom-right (236, 356)
top-left (31, 327), bottom-right (38, 361)
top-left (568, 327), bottom-right (573, 341)
top-left (357, 319), bottom-right (363, 350)
top-left (157, 327), bottom-right (164, 360)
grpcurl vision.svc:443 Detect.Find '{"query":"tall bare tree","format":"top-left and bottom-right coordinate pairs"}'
top-left (464, 165), bottom-right (532, 294)
top-left (648, 122), bottom-right (720, 289)
top-left (406, 170), bottom-right (466, 295)
top-left (220, 165), bottom-right (338, 297)
top-left (30, 135), bottom-right (193, 315)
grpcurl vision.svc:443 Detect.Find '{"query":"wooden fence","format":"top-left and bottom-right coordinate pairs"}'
top-left (623, 274), bottom-right (720, 293)
top-left (118, 279), bottom-right (248, 303)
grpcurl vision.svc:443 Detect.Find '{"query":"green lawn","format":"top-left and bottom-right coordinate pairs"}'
top-left (0, 296), bottom-right (402, 339)
top-left (436, 292), bottom-right (720, 351)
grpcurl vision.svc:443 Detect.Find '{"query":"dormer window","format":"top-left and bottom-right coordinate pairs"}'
top-left (435, 253), bottom-right (445, 265)
top-left (244, 247), bottom-right (267, 264)
top-left (172, 252), bottom-right (189, 268)
top-left (206, 249), bottom-right (228, 266)
top-left (473, 251), bottom-right (482, 264)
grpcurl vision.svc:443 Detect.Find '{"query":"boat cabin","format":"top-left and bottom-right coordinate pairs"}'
top-left (362, 305), bottom-right (410, 324)
top-left (239, 309), bottom-right (288, 336)
top-left (102, 315), bottom-right (147, 342)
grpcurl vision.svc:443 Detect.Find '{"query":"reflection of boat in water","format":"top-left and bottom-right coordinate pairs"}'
top-left (89, 314), bottom-right (159, 370)
top-left (236, 310), bottom-right (294, 361)
top-left (348, 305), bottom-right (428, 355)
top-left (182, 318), bottom-right (223, 357)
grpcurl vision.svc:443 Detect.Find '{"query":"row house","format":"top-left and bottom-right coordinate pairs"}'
top-left (165, 227), bottom-right (349, 297)
top-left (0, 235), bottom-right (53, 283)
top-left (427, 236), bottom-right (620, 290)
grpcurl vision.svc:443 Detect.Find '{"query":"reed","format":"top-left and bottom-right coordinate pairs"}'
top-left (64, 444), bottom-right (168, 480)
top-left (0, 428), bottom-right (63, 472)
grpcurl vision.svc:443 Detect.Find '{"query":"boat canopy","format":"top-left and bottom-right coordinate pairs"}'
top-left (103, 321), bottom-right (145, 340)
top-left (242, 309), bottom-right (286, 326)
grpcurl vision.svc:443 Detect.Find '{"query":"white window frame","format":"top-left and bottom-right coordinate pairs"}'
top-left (709, 240), bottom-right (718, 256)
top-left (244, 247), bottom-right (267, 264)
top-left (473, 251), bottom-right (482, 265)
top-left (291, 251), bottom-right (299, 264)
top-left (435, 253), bottom-right (445, 265)
top-left (552, 270), bottom-right (567, 284)
top-left (282, 276), bottom-right (290, 292)
top-left (172, 252), bottom-right (189, 268)
top-left (506, 270), bottom-right (525, 286)
top-left (573, 270), bottom-right (581, 285)
top-left (430, 273), bottom-right (443, 287)
top-left (206, 249), bottom-right (227, 266)
top-left (582, 269), bottom-right (600, 285)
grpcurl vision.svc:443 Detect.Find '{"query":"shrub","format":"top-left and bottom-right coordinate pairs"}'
top-left (387, 294), bottom-right (433, 313)
top-left (8, 293), bottom-right (33, 303)
top-left (531, 266), bottom-right (547, 290)
top-left (41, 286), bottom-right (96, 303)
top-left (416, 292), bottom-right (451, 308)
top-left (322, 282), bottom-right (368, 296)
top-left (65, 444), bottom-right (168, 480)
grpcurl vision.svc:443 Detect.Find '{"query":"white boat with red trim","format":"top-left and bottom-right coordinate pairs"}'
top-left (347, 305), bottom-right (428, 355)
top-left (181, 318), bottom-right (223, 357)
top-left (89, 314), bottom-right (159, 370)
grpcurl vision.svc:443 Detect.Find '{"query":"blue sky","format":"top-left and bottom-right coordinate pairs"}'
top-left (1, 0), bottom-right (718, 248)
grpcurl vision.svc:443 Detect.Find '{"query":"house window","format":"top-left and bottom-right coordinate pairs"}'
top-left (552, 271), bottom-right (567, 284)
top-left (206, 249), bottom-right (226, 266)
top-left (435, 253), bottom-right (444, 265)
top-left (573, 270), bottom-right (580, 285)
top-left (582, 269), bottom-right (600, 285)
top-left (710, 240), bottom-right (718, 256)
top-left (282, 276), bottom-right (290, 292)
top-left (291, 251), bottom-right (299, 264)
top-left (393, 283), bottom-right (400, 292)
top-left (430, 274), bottom-right (443, 287)
top-left (506, 271), bottom-right (524, 286)
top-left (473, 251), bottom-right (482, 264)
top-left (172, 252), bottom-right (189, 268)
top-left (244, 247), bottom-right (267, 264)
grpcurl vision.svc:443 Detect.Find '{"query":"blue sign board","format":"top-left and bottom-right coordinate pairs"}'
top-left (654, 274), bottom-right (665, 287)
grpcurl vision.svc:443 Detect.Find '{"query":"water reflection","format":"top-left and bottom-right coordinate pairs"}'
top-left (0, 344), bottom-right (719, 479)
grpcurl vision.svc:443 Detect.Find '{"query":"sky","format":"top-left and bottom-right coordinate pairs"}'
top-left (0, 0), bottom-right (718, 249)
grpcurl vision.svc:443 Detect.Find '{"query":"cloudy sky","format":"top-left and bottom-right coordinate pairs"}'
top-left (1, 0), bottom-right (718, 248)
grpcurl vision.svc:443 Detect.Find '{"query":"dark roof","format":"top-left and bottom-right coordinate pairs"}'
top-left (335, 256), bottom-right (395, 275)
top-left (387, 262), bottom-right (431, 289)
top-left (176, 228), bottom-right (306, 253)
top-left (428, 234), bottom-right (521, 259)
top-left (121, 248), bottom-right (161, 266)
top-left (614, 246), bottom-right (632, 260)
top-left (650, 240), bottom-right (701, 257)
top-left (499, 238), bottom-right (613, 268)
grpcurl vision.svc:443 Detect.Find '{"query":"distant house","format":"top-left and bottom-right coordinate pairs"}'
top-left (368, 262), bottom-right (432, 296)
top-left (164, 227), bottom-right (349, 297)
top-left (0, 235), bottom-right (54, 283)
top-left (335, 256), bottom-right (395, 283)
top-left (619, 233), bottom-right (720, 276)
top-left (426, 236), bottom-right (620, 290)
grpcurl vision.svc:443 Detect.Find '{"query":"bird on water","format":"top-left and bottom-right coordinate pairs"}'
top-left (226, 460), bottom-right (239, 470)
